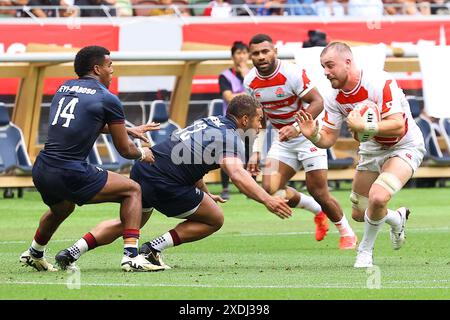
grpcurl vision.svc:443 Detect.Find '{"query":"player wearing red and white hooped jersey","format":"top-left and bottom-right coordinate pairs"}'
top-left (297, 42), bottom-right (426, 268)
top-left (245, 34), bottom-right (357, 250)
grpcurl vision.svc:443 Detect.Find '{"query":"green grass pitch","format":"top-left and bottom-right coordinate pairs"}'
top-left (0, 185), bottom-right (449, 300)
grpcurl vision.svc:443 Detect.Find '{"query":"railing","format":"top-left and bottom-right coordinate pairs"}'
top-left (0, 3), bottom-right (449, 19)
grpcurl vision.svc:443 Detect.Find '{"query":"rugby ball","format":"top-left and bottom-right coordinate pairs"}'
top-left (352, 100), bottom-right (381, 142)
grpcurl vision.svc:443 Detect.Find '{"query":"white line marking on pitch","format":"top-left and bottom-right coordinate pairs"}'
top-left (0, 226), bottom-right (448, 244)
top-left (1, 280), bottom-right (449, 290)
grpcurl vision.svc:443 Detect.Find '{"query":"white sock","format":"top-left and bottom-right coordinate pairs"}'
top-left (150, 232), bottom-right (174, 252)
top-left (334, 215), bottom-right (355, 237)
top-left (67, 238), bottom-right (89, 260)
top-left (31, 240), bottom-right (46, 252)
top-left (384, 209), bottom-right (402, 231)
top-left (296, 193), bottom-right (322, 215)
top-left (358, 210), bottom-right (386, 253)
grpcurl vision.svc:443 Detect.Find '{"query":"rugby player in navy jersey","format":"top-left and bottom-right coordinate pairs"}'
top-left (57, 95), bottom-right (292, 270)
top-left (20, 46), bottom-right (164, 272)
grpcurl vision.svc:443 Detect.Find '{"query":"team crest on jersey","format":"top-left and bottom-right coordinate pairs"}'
top-left (275, 87), bottom-right (285, 98)
top-left (254, 90), bottom-right (261, 100)
top-left (405, 153), bottom-right (412, 160)
top-left (345, 107), bottom-right (352, 113)
top-left (310, 147), bottom-right (317, 152)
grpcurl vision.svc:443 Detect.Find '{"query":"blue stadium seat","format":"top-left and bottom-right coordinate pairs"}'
top-left (439, 118), bottom-right (450, 151)
top-left (86, 141), bottom-right (121, 172)
top-left (146, 100), bottom-right (181, 145)
top-left (407, 96), bottom-right (421, 118)
top-left (327, 147), bottom-right (354, 169)
top-left (208, 99), bottom-right (225, 117)
top-left (100, 134), bottom-right (135, 172)
top-left (0, 104), bottom-right (32, 175)
top-left (415, 115), bottom-right (450, 166)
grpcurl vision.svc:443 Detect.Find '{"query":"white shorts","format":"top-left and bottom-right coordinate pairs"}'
top-left (357, 141), bottom-right (426, 174)
top-left (266, 135), bottom-right (328, 172)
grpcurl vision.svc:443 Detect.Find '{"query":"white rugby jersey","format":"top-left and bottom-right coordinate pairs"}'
top-left (321, 69), bottom-right (423, 149)
top-left (244, 59), bottom-right (314, 129)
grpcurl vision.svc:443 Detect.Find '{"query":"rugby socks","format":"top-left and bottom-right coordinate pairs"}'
top-left (67, 232), bottom-right (97, 260)
top-left (334, 215), bottom-right (355, 237)
top-left (123, 229), bottom-right (140, 258)
top-left (358, 210), bottom-right (386, 253)
top-left (149, 229), bottom-right (181, 252)
top-left (29, 229), bottom-right (50, 258)
top-left (384, 209), bottom-right (402, 231)
top-left (296, 193), bottom-right (322, 215)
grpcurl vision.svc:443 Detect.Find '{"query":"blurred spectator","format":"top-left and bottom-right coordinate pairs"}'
top-left (115, 0), bottom-right (133, 15)
top-left (255, 0), bottom-right (285, 15)
top-left (17, 0), bottom-right (76, 17)
top-left (417, 0), bottom-right (431, 15)
top-left (431, 0), bottom-right (449, 14)
top-left (218, 40), bottom-right (249, 199)
top-left (74, 0), bottom-right (117, 16)
top-left (203, 0), bottom-right (232, 16)
top-left (229, 0), bottom-right (250, 15)
top-left (188, 0), bottom-right (210, 16)
top-left (0, 0), bottom-right (17, 17)
top-left (314, 0), bottom-right (345, 17)
top-left (285, 0), bottom-right (315, 15)
top-left (302, 29), bottom-right (328, 47)
top-left (348, 0), bottom-right (383, 17)
top-left (148, 0), bottom-right (176, 15)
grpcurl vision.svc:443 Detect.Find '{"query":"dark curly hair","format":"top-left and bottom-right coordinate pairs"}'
top-left (74, 46), bottom-right (110, 78)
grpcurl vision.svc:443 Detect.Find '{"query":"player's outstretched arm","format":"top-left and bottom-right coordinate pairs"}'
top-left (108, 123), bottom-right (155, 163)
top-left (221, 157), bottom-right (292, 219)
top-left (195, 179), bottom-right (226, 203)
top-left (101, 122), bottom-right (160, 143)
top-left (296, 110), bottom-right (339, 149)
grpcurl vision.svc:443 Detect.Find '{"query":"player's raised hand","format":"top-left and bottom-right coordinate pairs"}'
top-left (246, 152), bottom-right (261, 177)
top-left (127, 122), bottom-right (161, 143)
top-left (295, 110), bottom-right (317, 139)
top-left (346, 110), bottom-right (365, 133)
top-left (208, 193), bottom-right (227, 203)
top-left (264, 196), bottom-right (292, 219)
top-left (278, 124), bottom-right (299, 142)
top-left (141, 147), bottom-right (156, 164)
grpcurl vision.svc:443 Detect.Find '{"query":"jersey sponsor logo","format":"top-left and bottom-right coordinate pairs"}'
top-left (275, 87), bottom-right (285, 98)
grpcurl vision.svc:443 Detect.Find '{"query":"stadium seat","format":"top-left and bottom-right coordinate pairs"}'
top-left (208, 99), bottom-right (225, 117)
top-left (407, 96), bottom-right (421, 118)
top-left (86, 141), bottom-right (121, 172)
top-left (100, 134), bottom-right (135, 172)
top-left (146, 100), bottom-right (181, 145)
top-left (0, 103), bottom-right (33, 198)
top-left (439, 118), bottom-right (450, 151)
top-left (327, 147), bottom-right (354, 169)
top-left (0, 104), bottom-right (32, 175)
top-left (415, 115), bottom-right (450, 166)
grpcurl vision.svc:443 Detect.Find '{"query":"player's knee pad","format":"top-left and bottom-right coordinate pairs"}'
top-left (349, 191), bottom-right (368, 212)
top-left (373, 172), bottom-right (403, 196)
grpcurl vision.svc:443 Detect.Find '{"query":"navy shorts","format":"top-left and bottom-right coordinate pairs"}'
top-left (130, 164), bottom-right (204, 218)
top-left (32, 156), bottom-right (108, 207)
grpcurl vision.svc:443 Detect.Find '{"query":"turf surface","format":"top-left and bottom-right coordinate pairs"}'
top-left (0, 186), bottom-right (449, 300)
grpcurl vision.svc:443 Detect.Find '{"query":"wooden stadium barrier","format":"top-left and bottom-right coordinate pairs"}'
top-left (0, 49), bottom-right (449, 188)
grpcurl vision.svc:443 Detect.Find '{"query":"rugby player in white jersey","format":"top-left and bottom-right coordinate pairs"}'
top-left (245, 34), bottom-right (357, 250)
top-left (296, 42), bottom-right (426, 267)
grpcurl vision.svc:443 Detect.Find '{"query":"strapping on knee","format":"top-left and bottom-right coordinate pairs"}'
top-left (350, 191), bottom-right (368, 212)
top-left (373, 172), bottom-right (403, 196)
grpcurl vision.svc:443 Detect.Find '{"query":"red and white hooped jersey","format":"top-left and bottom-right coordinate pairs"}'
top-left (244, 59), bottom-right (314, 130)
top-left (321, 69), bottom-right (423, 149)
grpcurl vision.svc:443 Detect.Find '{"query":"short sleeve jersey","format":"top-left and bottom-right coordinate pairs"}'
top-left (321, 69), bottom-right (423, 148)
top-left (141, 115), bottom-right (246, 185)
top-left (41, 77), bottom-right (125, 163)
top-left (244, 59), bottom-right (314, 129)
